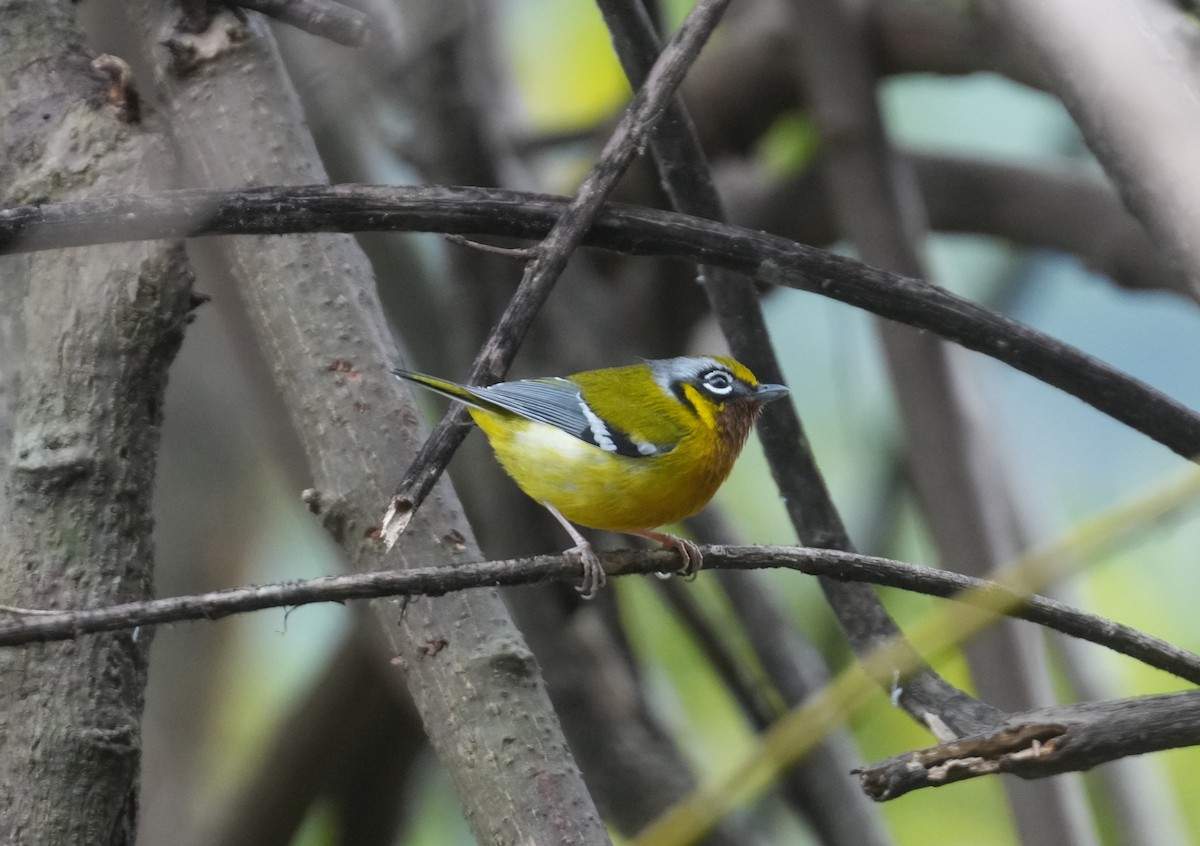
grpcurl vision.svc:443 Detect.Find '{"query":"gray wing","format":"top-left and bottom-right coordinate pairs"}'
top-left (479, 378), bottom-right (592, 438)
top-left (480, 378), bottom-right (661, 457)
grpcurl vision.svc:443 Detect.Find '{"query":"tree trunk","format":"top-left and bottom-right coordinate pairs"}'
top-left (0, 1), bottom-right (194, 842)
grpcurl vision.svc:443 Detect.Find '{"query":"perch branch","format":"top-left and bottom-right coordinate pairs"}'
top-left (0, 545), bottom-right (1197, 688)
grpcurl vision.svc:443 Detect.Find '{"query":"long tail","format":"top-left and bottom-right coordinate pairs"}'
top-left (390, 369), bottom-right (506, 416)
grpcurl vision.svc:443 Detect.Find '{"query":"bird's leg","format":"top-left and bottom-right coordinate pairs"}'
top-left (630, 530), bottom-right (702, 581)
top-left (542, 502), bottom-right (607, 599)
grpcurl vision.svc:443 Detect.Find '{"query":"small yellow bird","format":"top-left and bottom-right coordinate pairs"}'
top-left (392, 356), bottom-right (789, 597)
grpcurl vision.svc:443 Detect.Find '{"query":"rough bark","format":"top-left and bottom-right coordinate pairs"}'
top-left (0, 1), bottom-right (193, 842)
top-left (121, 5), bottom-right (609, 843)
top-left (857, 691), bottom-right (1200, 800)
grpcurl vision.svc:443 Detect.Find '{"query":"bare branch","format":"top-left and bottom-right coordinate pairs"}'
top-left (598, 0), bottom-right (992, 783)
top-left (0, 546), bottom-right (1197, 688)
top-left (3, 184), bottom-right (1200, 459)
top-left (595, 0), bottom-right (996, 738)
top-left (856, 691), bottom-right (1200, 800)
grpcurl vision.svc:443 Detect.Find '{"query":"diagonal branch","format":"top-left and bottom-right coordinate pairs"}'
top-left (775, 0), bottom-right (1090, 835)
top-left (380, 0), bottom-right (736, 546)
top-left (596, 0), bottom-right (993, 749)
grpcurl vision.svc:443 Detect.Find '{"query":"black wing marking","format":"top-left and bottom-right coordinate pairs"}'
top-left (481, 378), bottom-right (662, 458)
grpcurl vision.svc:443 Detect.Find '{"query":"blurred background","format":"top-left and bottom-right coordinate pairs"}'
top-left (72, 0), bottom-right (1200, 843)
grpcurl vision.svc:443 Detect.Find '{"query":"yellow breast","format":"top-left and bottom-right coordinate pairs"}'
top-left (470, 408), bottom-right (734, 533)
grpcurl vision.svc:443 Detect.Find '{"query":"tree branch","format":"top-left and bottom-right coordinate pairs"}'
top-left (380, 0), bottom-right (736, 546)
top-left (4, 184), bottom-right (1200, 459)
top-left (595, 0), bottom-right (997, 740)
top-left (856, 691), bottom-right (1200, 800)
top-left (0, 545), bottom-right (1196, 687)
top-left (123, 4), bottom-right (609, 842)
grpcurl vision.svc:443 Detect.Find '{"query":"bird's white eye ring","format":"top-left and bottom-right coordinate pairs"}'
top-left (702, 369), bottom-right (734, 395)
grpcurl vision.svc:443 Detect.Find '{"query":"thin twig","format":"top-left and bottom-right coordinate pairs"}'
top-left (443, 234), bottom-right (533, 260)
top-left (0, 546), bottom-right (1197, 688)
top-left (379, 0), bottom-right (737, 548)
top-left (595, 0), bottom-right (973, 739)
top-left (3, 185), bottom-right (1200, 459)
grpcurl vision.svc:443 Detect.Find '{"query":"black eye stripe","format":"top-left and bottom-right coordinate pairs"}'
top-left (672, 381), bottom-right (700, 416)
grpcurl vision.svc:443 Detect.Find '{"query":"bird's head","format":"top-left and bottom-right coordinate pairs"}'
top-left (650, 355), bottom-right (789, 446)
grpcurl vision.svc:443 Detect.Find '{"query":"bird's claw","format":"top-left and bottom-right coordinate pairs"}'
top-left (566, 543), bottom-right (607, 599)
top-left (674, 537), bottom-right (703, 580)
top-left (650, 534), bottom-right (703, 582)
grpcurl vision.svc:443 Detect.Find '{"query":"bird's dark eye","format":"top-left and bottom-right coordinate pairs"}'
top-left (701, 369), bottom-right (734, 395)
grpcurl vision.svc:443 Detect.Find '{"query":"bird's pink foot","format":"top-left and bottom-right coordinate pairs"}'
top-left (633, 530), bottom-right (703, 581)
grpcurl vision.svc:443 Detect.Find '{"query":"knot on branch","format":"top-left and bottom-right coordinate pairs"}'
top-left (855, 722), bottom-right (1067, 801)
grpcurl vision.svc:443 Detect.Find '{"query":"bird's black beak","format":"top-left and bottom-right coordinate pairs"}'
top-left (754, 383), bottom-right (790, 403)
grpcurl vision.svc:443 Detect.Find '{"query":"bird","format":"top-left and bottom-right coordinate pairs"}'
top-left (391, 356), bottom-right (789, 597)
